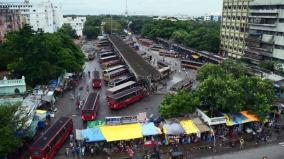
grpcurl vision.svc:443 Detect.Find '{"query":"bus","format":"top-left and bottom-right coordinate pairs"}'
top-left (159, 67), bottom-right (171, 79)
top-left (101, 59), bottom-right (122, 69)
top-left (29, 117), bottom-right (73, 159)
top-left (107, 81), bottom-right (136, 96)
top-left (92, 71), bottom-right (101, 89)
top-left (97, 40), bottom-right (110, 48)
top-left (159, 50), bottom-right (179, 58)
top-left (81, 92), bottom-right (100, 121)
top-left (108, 87), bottom-right (145, 109)
top-left (102, 65), bottom-right (125, 76)
top-left (181, 60), bottom-right (204, 70)
top-left (157, 60), bottom-right (170, 68)
top-left (108, 74), bottom-right (136, 87)
top-left (99, 52), bottom-right (115, 58)
top-left (99, 55), bottom-right (117, 64)
top-left (103, 68), bottom-right (128, 82)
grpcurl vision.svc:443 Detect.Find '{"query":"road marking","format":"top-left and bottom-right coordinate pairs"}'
top-left (278, 142), bottom-right (284, 145)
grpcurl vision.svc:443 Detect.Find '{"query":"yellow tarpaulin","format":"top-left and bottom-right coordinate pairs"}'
top-left (100, 123), bottom-right (143, 142)
top-left (192, 54), bottom-right (200, 59)
top-left (180, 120), bottom-right (199, 134)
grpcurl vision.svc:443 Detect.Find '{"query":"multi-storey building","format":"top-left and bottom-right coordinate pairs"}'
top-left (245, 0), bottom-right (284, 64)
top-left (204, 14), bottom-right (222, 21)
top-left (63, 17), bottom-right (86, 37)
top-left (220, 0), bottom-right (251, 58)
top-left (0, 9), bottom-right (24, 42)
top-left (0, 0), bottom-right (63, 33)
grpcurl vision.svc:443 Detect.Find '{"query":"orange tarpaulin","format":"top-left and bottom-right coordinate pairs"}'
top-left (241, 111), bottom-right (259, 122)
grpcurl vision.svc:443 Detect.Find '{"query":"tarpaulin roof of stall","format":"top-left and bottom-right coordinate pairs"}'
top-left (141, 122), bottom-right (162, 136)
top-left (163, 122), bottom-right (184, 135)
top-left (240, 111), bottom-right (259, 122)
top-left (81, 128), bottom-right (105, 142)
top-left (180, 120), bottom-right (199, 134)
top-left (100, 123), bottom-right (142, 142)
top-left (224, 113), bottom-right (251, 126)
top-left (192, 117), bottom-right (211, 133)
top-left (87, 119), bottom-right (105, 128)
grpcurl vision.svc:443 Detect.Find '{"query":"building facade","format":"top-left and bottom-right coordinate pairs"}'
top-left (0, 0), bottom-right (63, 33)
top-left (204, 14), bottom-right (222, 21)
top-left (245, 0), bottom-right (284, 64)
top-left (0, 9), bottom-right (24, 42)
top-left (220, 0), bottom-right (251, 58)
top-left (63, 16), bottom-right (86, 37)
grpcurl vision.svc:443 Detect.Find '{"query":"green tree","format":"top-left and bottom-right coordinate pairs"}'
top-left (103, 17), bottom-right (123, 34)
top-left (1, 25), bottom-right (84, 85)
top-left (59, 23), bottom-right (78, 39)
top-left (0, 104), bottom-right (23, 155)
top-left (83, 16), bottom-right (102, 39)
top-left (159, 90), bottom-right (200, 118)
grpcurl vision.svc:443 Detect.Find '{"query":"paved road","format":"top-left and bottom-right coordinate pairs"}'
top-left (200, 142), bottom-right (284, 159)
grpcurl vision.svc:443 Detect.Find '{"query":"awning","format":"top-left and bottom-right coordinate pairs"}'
top-left (192, 118), bottom-right (211, 133)
top-left (76, 129), bottom-right (84, 141)
top-left (87, 120), bottom-right (105, 128)
top-left (81, 128), bottom-right (105, 142)
top-left (240, 111), bottom-right (259, 122)
top-left (163, 123), bottom-right (184, 135)
top-left (224, 113), bottom-right (251, 126)
top-left (180, 120), bottom-right (199, 134)
top-left (192, 54), bottom-right (199, 59)
top-left (100, 123), bottom-right (143, 142)
top-left (141, 122), bottom-right (161, 136)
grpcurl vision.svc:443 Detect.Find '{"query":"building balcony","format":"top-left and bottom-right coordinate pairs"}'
top-left (246, 47), bottom-right (273, 58)
top-left (248, 23), bottom-right (277, 27)
top-left (249, 15), bottom-right (278, 19)
top-left (249, 9), bottom-right (278, 14)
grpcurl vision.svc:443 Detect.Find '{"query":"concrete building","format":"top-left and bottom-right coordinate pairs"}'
top-left (0, 0), bottom-right (63, 33)
top-left (220, 0), bottom-right (251, 58)
top-left (245, 0), bottom-right (284, 65)
top-left (204, 14), bottom-right (222, 21)
top-left (0, 9), bottom-right (24, 42)
top-left (63, 16), bottom-right (86, 37)
top-left (0, 76), bottom-right (26, 106)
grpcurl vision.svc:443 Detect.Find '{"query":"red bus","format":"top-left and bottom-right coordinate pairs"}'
top-left (181, 60), bottom-right (203, 70)
top-left (29, 117), bottom-right (73, 159)
top-left (81, 92), bottom-right (100, 121)
top-left (99, 55), bottom-right (118, 64)
top-left (108, 87), bottom-right (145, 109)
top-left (92, 71), bottom-right (101, 89)
top-left (107, 81), bottom-right (136, 96)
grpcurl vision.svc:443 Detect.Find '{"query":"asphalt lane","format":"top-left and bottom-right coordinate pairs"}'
top-left (200, 142), bottom-right (284, 159)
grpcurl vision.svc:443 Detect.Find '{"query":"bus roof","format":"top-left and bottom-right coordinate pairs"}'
top-left (100, 52), bottom-right (114, 56)
top-left (83, 92), bottom-right (99, 110)
top-left (100, 55), bottom-right (117, 60)
top-left (107, 68), bottom-right (128, 76)
top-left (31, 117), bottom-right (71, 149)
top-left (103, 65), bottom-right (125, 72)
top-left (158, 67), bottom-right (170, 73)
top-left (107, 81), bottom-right (136, 93)
top-left (109, 87), bottom-right (142, 100)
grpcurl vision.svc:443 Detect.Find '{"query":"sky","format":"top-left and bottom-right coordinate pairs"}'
top-left (4, 0), bottom-right (223, 16)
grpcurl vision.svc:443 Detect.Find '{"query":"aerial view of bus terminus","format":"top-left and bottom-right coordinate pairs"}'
top-left (1, 0), bottom-right (284, 159)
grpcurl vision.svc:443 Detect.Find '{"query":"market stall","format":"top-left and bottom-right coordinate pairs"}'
top-left (87, 119), bottom-right (106, 128)
top-left (141, 122), bottom-right (161, 136)
top-left (81, 127), bottom-right (105, 142)
top-left (180, 120), bottom-right (199, 135)
top-left (100, 123), bottom-right (143, 142)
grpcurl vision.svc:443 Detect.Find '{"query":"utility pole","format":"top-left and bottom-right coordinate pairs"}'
top-left (110, 15), bottom-right (113, 35)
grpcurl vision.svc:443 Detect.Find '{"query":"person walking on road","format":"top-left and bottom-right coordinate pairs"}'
top-left (240, 137), bottom-right (245, 150)
top-left (71, 146), bottom-right (76, 157)
top-left (81, 146), bottom-right (85, 156)
top-left (65, 147), bottom-right (70, 156)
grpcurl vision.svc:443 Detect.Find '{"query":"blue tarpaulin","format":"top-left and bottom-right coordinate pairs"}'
top-left (141, 122), bottom-right (161, 136)
top-left (81, 128), bottom-right (105, 142)
top-left (48, 80), bottom-right (58, 89)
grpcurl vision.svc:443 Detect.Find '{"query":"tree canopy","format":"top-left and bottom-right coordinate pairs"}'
top-left (59, 23), bottom-right (78, 39)
top-left (159, 90), bottom-right (200, 118)
top-left (0, 25), bottom-right (84, 86)
top-left (83, 16), bottom-right (102, 39)
top-left (140, 20), bottom-right (220, 53)
top-left (0, 104), bottom-right (23, 155)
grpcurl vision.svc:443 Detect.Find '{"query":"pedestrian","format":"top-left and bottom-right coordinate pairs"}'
top-left (70, 133), bottom-right (74, 141)
top-left (70, 141), bottom-right (74, 148)
top-left (75, 145), bottom-right (80, 156)
top-left (65, 147), bottom-right (70, 156)
top-left (240, 137), bottom-right (244, 150)
top-left (90, 147), bottom-right (94, 156)
top-left (88, 71), bottom-right (91, 78)
top-left (81, 146), bottom-right (85, 156)
top-left (71, 146), bottom-right (76, 157)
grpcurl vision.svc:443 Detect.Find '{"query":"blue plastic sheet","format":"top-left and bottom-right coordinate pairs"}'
top-left (141, 122), bottom-right (161, 136)
top-left (81, 128), bottom-right (105, 142)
